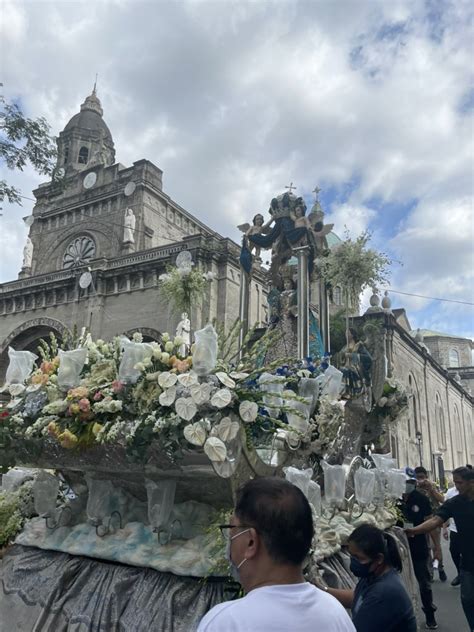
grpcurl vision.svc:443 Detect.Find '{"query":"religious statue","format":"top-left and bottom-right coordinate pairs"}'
top-left (175, 312), bottom-right (191, 357)
top-left (266, 276), bottom-right (298, 361)
top-left (238, 185), bottom-right (334, 362)
top-left (92, 129), bottom-right (110, 166)
top-left (22, 237), bottom-right (33, 268)
top-left (237, 213), bottom-right (274, 259)
top-left (123, 209), bottom-right (136, 244)
top-left (338, 327), bottom-right (372, 400)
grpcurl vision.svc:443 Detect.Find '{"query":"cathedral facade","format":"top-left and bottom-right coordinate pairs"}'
top-left (0, 90), bottom-right (267, 379)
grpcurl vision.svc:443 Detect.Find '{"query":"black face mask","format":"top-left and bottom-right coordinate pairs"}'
top-left (350, 557), bottom-right (373, 578)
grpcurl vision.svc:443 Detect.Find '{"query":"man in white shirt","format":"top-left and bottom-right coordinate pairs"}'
top-left (444, 483), bottom-right (460, 586)
top-left (197, 477), bottom-right (355, 632)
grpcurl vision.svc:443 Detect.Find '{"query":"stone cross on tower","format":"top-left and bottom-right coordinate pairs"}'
top-left (285, 182), bottom-right (296, 193)
top-left (312, 186), bottom-right (321, 201)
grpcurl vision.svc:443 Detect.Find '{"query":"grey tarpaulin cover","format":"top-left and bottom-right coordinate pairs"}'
top-left (0, 545), bottom-right (226, 632)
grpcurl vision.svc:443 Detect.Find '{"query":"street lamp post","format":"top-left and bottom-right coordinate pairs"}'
top-left (415, 431), bottom-right (423, 466)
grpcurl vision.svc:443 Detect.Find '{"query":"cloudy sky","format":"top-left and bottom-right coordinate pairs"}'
top-left (1, 0), bottom-right (473, 338)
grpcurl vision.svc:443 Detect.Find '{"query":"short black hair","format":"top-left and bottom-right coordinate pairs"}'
top-left (235, 477), bottom-right (314, 566)
top-left (348, 524), bottom-right (403, 572)
top-left (453, 467), bottom-right (474, 481)
top-left (414, 466), bottom-right (428, 476)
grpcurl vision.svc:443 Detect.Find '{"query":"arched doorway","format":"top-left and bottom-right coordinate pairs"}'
top-left (0, 318), bottom-right (70, 384)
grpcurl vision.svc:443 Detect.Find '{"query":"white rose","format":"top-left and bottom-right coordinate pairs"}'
top-left (174, 336), bottom-right (184, 347)
top-left (153, 348), bottom-right (162, 360)
top-left (161, 333), bottom-right (170, 343)
top-left (161, 352), bottom-right (170, 364)
top-left (165, 341), bottom-right (174, 353)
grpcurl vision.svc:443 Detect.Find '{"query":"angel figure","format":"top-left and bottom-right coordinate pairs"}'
top-left (307, 209), bottom-right (334, 254)
top-left (238, 213), bottom-right (274, 259)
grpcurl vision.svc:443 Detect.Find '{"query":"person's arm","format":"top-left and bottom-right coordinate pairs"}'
top-left (312, 577), bottom-right (354, 608)
top-left (325, 587), bottom-right (354, 609)
top-left (406, 515), bottom-right (444, 537)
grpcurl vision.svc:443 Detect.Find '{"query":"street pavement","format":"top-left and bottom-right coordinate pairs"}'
top-left (416, 537), bottom-right (469, 631)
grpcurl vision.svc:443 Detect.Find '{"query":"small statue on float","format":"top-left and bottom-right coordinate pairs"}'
top-left (175, 312), bottom-right (191, 357)
top-left (338, 327), bottom-right (373, 410)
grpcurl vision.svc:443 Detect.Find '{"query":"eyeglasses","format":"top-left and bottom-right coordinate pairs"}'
top-left (219, 524), bottom-right (256, 539)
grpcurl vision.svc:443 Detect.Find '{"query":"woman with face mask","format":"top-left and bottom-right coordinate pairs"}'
top-left (318, 525), bottom-right (417, 632)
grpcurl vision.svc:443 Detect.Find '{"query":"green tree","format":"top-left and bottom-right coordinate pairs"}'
top-left (0, 86), bottom-right (57, 206)
top-left (319, 230), bottom-right (393, 337)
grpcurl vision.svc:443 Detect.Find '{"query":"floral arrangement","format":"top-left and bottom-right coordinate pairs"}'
top-left (317, 230), bottom-right (392, 312)
top-left (0, 324), bottom-right (348, 474)
top-left (159, 262), bottom-right (215, 315)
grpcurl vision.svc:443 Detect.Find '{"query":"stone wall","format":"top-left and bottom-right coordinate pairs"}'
top-left (383, 316), bottom-right (473, 476)
top-left (0, 235), bottom-right (268, 382)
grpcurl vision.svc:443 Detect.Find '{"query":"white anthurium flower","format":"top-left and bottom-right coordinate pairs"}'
top-left (158, 372), bottom-right (178, 389)
top-left (175, 397), bottom-right (197, 421)
top-left (230, 371), bottom-right (250, 381)
top-left (204, 436), bottom-right (227, 462)
top-left (239, 400), bottom-right (259, 423)
top-left (183, 422), bottom-right (207, 446)
top-left (213, 417), bottom-right (240, 442)
top-left (211, 388), bottom-right (232, 409)
top-left (215, 372), bottom-right (236, 389)
top-left (190, 383), bottom-right (213, 405)
top-left (177, 372), bottom-right (199, 387)
top-left (159, 385), bottom-right (177, 407)
top-left (9, 383), bottom-right (26, 397)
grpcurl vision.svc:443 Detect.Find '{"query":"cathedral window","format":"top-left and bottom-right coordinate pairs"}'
top-left (78, 146), bottom-right (89, 164)
top-left (449, 348), bottom-right (459, 367)
top-left (64, 145), bottom-right (69, 164)
top-left (63, 236), bottom-right (96, 269)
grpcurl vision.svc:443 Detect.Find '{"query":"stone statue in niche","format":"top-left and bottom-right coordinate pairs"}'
top-left (175, 312), bottom-right (191, 357)
top-left (22, 236), bottom-right (34, 268)
top-left (92, 129), bottom-right (110, 166)
top-left (123, 209), bottom-right (136, 244)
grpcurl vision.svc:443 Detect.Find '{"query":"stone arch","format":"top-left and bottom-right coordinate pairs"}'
top-left (0, 318), bottom-right (70, 383)
top-left (123, 327), bottom-right (162, 343)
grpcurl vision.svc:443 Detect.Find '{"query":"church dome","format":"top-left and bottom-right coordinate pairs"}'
top-left (63, 90), bottom-right (113, 141)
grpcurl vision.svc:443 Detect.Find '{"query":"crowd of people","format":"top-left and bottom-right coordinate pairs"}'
top-left (195, 464), bottom-right (474, 632)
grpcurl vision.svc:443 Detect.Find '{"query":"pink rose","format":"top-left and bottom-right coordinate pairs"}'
top-left (78, 398), bottom-right (91, 413)
top-left (93, 391), bottom-right (103, 401)
top-left (112, 380), bottom-right (124, 393)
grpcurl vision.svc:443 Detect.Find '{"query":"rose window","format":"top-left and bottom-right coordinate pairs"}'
top-left (63, 236), bottom-right (96, 269)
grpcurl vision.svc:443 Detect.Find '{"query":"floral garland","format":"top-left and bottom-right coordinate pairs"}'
top-left (1, 327), bottom-right (349, 472)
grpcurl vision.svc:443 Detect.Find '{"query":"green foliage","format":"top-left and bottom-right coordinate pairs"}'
top-left (159, 266), bottom-right (208, 316)
top-left (328, 310), bottom-right (348, 354)
top-left (0, 480), bottom-right (35, 548)
top-left (319, 231), bottom-right (392, 311)
top-left (0, 87), bottom-right (57, 205)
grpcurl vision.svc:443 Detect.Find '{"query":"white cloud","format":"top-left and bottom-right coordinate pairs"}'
top-left (0, 0), bottom-right (472, 336)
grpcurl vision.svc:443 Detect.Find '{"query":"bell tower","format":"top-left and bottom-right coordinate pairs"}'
top-left (56, 86), bottom-right (115, 175)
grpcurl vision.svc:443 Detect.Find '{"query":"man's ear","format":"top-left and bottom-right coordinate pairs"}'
top-left (245, 528), bottom-right (260, 560)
